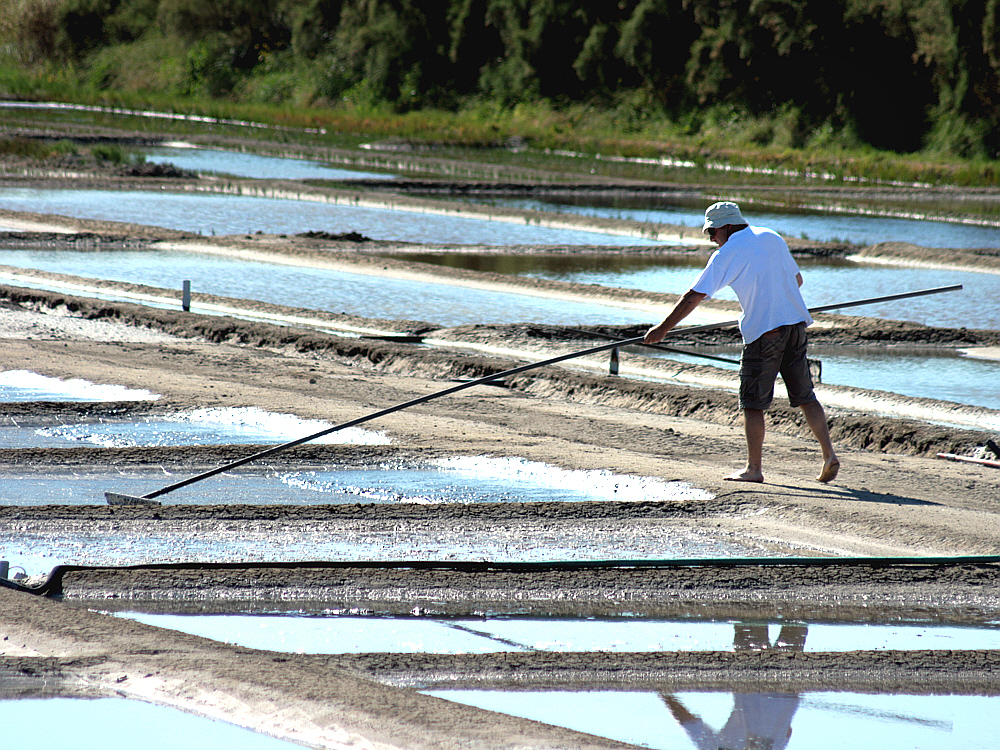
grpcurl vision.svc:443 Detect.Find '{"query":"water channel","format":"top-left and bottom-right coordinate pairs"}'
top-left (489, 196), bottom-right (1000, 249)
top-left (6, 636), bottom-right (995, 750)
top-left (394, 250), bottom-right (998, 331)
top-left (118, 611), bottom-right (1000, 654)
top-left (0, 186), bottom-right (665, 246)
top-left (145, 144), bottom-right (397, 182)
top-left (149, 142), bottom-right (1000, 248)
top-left (1, 242), bottom-right (993, 331)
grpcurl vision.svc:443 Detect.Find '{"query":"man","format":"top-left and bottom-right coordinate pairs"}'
top-left (644, 201), bottom-right (839, 483)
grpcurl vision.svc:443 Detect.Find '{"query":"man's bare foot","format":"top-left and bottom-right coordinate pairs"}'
top-left (816, 458), bottom-right (840, 483)
top-left (724, 469), bottom-right (764, 483)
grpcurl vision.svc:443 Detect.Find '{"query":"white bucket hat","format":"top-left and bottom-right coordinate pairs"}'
top-left (703, 201), bottom-right (746, 233)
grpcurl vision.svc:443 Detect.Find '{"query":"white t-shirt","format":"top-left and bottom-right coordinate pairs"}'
top-left (691, 226), bottom-right (812, 344)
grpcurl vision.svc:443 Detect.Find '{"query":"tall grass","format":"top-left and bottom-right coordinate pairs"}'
top-left (0, 136), bottom-right (76, 159)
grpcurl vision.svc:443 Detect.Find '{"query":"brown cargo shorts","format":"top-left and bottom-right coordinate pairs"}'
top-left (739, 322), bottom-right (817, 410)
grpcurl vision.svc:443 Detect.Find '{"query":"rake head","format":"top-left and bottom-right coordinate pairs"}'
top-left (105, 492), bottom-right (161, 506)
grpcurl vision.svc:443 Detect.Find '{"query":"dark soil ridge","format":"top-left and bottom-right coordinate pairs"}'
top-left (39, 561), bottom-right (1000, 626)
top-left (51, 559), bottom-right (1000, 593)
top-left (0, 485), bottom-right (766, 522)
top-left (0, 210), bottom-right (198, 242)
top-left (4, 649), bottom-right (998, 698)
top-left (325, 649), bottom-right (1000, 695)
top-left (0, 230), bottom-right (161, 248)
top-left (0, 657), bottom-right (98, 699)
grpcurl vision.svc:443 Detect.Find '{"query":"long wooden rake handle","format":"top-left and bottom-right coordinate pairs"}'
top-left (106, 284), bottom-right (962, 504)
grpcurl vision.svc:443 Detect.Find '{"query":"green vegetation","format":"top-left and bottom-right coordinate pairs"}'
top-left (1, 0), bottom-right (999, 185)
top-left (90, 143), bottom-right (145, 165)
top-left (0, 136), bottom-right (77, 159)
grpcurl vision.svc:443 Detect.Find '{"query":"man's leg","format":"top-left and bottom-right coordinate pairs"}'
top-left (725, 408), bottom-right (766, 482)
top-left (733, 327), bottom-right (783, 484)
top-left (782, 324), bottom-right (840, 483)
top-left (800, 399), bottom-right (840, 482)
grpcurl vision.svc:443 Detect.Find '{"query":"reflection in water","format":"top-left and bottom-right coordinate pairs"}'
top-left (663, 624), bottom-right (805, 750)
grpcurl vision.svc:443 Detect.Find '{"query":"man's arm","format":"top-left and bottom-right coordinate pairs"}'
top-left (644, 290), bottom-right (707, 344)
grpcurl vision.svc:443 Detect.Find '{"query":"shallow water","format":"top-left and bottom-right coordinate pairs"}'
top-left (144, 144), bottom-right (396, 181)
top-left (3, 457), bottom-right (710, 508)
top-left (0, 369), bottom-right (157, 402)
top-left (1, 454), bottom-right (721, 576)
top-left (0, 697), bottom-right (301, 750)
top-left (135, 145), bottom-right (1000, 248)
top-left (3, 481), bottom-right (744, 579)
top-left (394, 251), bottom-right (999, 330)
top-left (0, 246), bottom-right (650, 327)
top-left (117, 612), bottom-right (1000, 654)
top-left (425, 689), bottom-right (998, 750)
top-left (0, 406), bottom-right (388, 449)
top-left (5, 244), bottom-right (992, 330)
top-left (490, 196), bottom-right (1000, 249)
top-left (0, 186), bottom-right (665, 246)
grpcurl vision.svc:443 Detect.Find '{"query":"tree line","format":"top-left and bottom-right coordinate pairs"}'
top-left (8, 0), bottom-right (1000, 157)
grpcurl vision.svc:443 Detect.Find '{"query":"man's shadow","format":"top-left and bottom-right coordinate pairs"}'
top-left (720, 482), bottom-right (941, 507)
